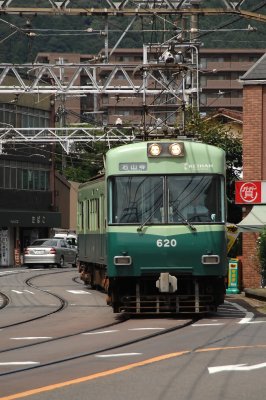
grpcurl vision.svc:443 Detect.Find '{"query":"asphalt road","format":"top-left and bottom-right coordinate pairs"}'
top-left (0, 267), bottom-right (266, 400)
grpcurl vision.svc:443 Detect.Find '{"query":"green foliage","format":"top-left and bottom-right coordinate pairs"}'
top-left (55, 141), bottom-right (107, 183)
top-left (63, 164), bottom-right (99, 182)
top-left (185, 109), bottom-right (242, 177)
top-left (257, 229), bottom-right (266, 285)
top-left (1, 6), bottom-right (266, 63)
top-left (257, 230), bottom-right (266, 270)
top-left (185, 109), bottom-right (243, 222)
top-left (198, 1), bottom-right (266, 48)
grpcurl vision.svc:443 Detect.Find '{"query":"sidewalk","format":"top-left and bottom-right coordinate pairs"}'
top-left (244, 288), bottom-right (266, 302)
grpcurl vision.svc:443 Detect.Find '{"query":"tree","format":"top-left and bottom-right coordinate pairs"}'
top-left (257, 228), bottom-right (266, 287)
top-left (55, 141), bottom-right (107, 183)
top-left (184, 109), bottom-right (243, 223)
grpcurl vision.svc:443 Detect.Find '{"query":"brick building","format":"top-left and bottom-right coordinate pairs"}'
top-left (239, 53), bottom-right (266, 288)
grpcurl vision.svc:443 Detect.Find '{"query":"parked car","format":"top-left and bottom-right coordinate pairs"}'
top-left (23, 238), bottom-right (77, 268)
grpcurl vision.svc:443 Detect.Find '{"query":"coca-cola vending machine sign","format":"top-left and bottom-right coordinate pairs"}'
top-left (235, 181), bottom-right (266, 204)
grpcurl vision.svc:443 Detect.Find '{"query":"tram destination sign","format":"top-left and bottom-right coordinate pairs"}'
top-left (119, 162), bottom-right (147, 171)
top-left (235, 180), bottom-right (266, 204)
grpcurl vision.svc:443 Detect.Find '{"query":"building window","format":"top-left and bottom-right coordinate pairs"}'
top-left (10, 168), bottom-right (16, 189)
top-left (115, 71), bottom-right (126, 80)
top-left (232, 90), bottom-right (242, 98)
top-left (119, 110), bottom-right (131, 116)
top-left (117, 56), bottom-right (131, 62)
top-left (4, 167), bottom-right (10, 189)
top-left (0, 104), bottom-right (50, 129)
top-left (0, 166), bottom-right (3, 187)
top-left (0, 161), bottom-right (49, 190)
top-left (17, 168), bottom-right (22, 189)
top-left (78, 201), bottom-right (84, 230)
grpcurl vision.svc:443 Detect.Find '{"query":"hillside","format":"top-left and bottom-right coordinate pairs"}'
top-left (0, 6), bottom-right (266, 63)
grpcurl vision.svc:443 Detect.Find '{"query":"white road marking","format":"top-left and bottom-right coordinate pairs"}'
top-left (82, 330), bottom-right (119, 335)
top-left (30, 269), bottom-right (46, 271)
top-left (0, 271), bottom-right (18, 275)
top-left (96, 353), bottom-right (142, 358)
top-left (234, 303), bottom-right (254, 323)
top-left (192, 323), bottom-right (225, 326)
top-left (128, 328), bottom-right (166, 331)
top-left (209, 362), bottom-right (266, 374)
top-left (10, 337), bottom-right (52, 340)
top-left (67, 290), bottom-right (91, 294)
top-left (11, 290), bottom-right (34, 294)
top-left (0, 361), bottom-right (40, 365)
top-left (229, 301), bottom-right (266, 324)
top-left (239, 317), bottom-right (266, 324)
top-left (0, 269), bottom-right (44, 275)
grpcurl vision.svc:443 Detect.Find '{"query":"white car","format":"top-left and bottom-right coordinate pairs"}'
top-left (23, 238), bottom-right (77, 268)
top-left (54, 233), bottom-right (78, 250)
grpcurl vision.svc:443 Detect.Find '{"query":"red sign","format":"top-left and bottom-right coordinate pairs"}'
top-left (235, 181), bottom-right (262, 204)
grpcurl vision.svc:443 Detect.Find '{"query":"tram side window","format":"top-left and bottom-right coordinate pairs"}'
top-left (87, 200), bottom-right (90, 230)
top-left (88, 198), bottom-right (100, 231)
top-left (78, 201), bottom-right (84, 231)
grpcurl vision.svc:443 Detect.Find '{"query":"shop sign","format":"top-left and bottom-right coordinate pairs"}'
top-left (31, 215), bottom-right (46, 224)
top-left (235, 181), bottom-right (266, 204)
top-left (0, 211), bottom-right (61, 227)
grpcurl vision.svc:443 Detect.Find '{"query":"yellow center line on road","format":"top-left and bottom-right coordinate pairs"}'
top-left (2, 344), bottom-right (266, 400)
top-left (195, 344), bottom-right (266, 353)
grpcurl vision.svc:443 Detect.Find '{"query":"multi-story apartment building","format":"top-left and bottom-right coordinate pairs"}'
top-left (36, 48), bottom-right (266, 127)
top-left (199, 48), bottom-right (265, 112)
top-left (35, 52), bottom-right (94, 126)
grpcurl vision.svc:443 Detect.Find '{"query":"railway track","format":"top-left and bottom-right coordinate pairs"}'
top-left (0, 317), bottom-right (195, 377)
top-left (0, 270), bottom-right (71, 329)
top-left (0, 268), bottom-right (196, 378)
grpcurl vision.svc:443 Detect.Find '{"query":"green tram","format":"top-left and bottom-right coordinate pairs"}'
top-left (77, 140), bottom-right (227, 314)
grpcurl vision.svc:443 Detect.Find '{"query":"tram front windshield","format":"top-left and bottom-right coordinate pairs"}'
top-left (109, 175), bottom-right (225, 224)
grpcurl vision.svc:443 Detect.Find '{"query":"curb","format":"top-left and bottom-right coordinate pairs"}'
top-left (244, 288), bottom-right (266, 302)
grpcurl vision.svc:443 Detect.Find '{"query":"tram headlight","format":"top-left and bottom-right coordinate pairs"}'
top-left (169, 142), bottom-right (183, 156)
top-left (202, 255), bottom-right (220, 265)
top-left (147, 142), bottom-right (185, 157)
top-left (114, 256), bottom-right (132, 266)
top-left (148, 143), bottom-right (162, 157)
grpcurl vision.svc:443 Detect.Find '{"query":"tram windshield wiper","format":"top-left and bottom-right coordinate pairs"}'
top-left (137, 204), bottom-right (196, 232)
top-left (172, 207), bottom-right (196, 232)
top-left (137, 203), bottom-right (163, 232)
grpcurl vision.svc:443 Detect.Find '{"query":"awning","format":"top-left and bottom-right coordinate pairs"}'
top-left (237, 205), bottom-right (266, 232)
